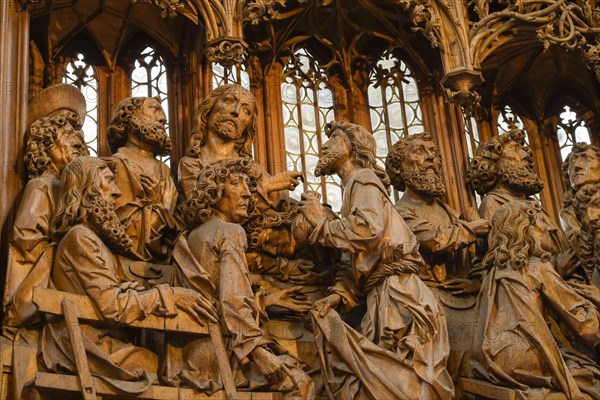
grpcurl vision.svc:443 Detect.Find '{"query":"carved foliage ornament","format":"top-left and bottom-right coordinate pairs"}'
top-left (469, 0), bottom-right (600, 81)
top-left (132, 0), bottom-right (185, 18)
top-left (205, 38), bottom-right (248, 67)
top-left (394, 0), bottom-right (444, 48)
top-left (245, 0), bottom-right (287, 24)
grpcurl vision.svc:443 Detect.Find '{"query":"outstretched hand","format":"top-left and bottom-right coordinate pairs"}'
top-left (265, 287), bottom-right (312, 313)
top-left (266, 171), bottom-right (302, 193)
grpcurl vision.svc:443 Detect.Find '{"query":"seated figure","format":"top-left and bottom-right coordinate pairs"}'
top-left (572, 183), bottom-right (600, 294)
top-left (472, 200), bottom-right (600, 399)
top-left (165, 158), bottom-right (315, 399)
top-left (40, 156), bottom-right (217, 393)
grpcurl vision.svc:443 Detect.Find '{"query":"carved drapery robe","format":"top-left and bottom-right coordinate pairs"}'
top-left (472, 257), bottom-right (600, 399)
top-left (41, 224), bottom-right (178, 393)
top-left (308, 168), bottom-right (454, 399)
top-left (3, 171), bottom-right (58, 326)
top-left (112, 147), bottom-right (178, 262)
top-left (395, 196), bottom-right (477, 283)
top-left (164, 214), bottom-right (314, 399)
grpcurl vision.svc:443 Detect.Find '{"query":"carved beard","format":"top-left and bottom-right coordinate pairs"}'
top-left (209, 112), bottom-right (244, 141)
top-left (402, 165), bottom-right (447, 197)
top-left (130, 115), bottom-right (172, 156)
top-left (315, 149), bottom-right (345, 177)
top-left (498, 163), bottom-right (544, 196)
top-left (87, 198), bottom-right (133, 253)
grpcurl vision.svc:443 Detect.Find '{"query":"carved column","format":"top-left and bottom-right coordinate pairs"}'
top-left (348, 67), bottom-right (371, 128)
top-left (0, 0), bottom-right (29, 273)
top-left (262, 62), bottom-right (287, 174)
top-left (247, 55), bottom-right (268, 168)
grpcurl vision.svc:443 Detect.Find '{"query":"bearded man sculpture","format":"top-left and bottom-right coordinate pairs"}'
top-left (107, 96), bottom-right (178, 262)
top-left (179, 84), bottom-right (301, 210)
top-left (40, 156), bottom-right (216, 394)
top-left (297, 120), bottom-right (454, 399)
top-left (385, 133), bottom-right (489, 286)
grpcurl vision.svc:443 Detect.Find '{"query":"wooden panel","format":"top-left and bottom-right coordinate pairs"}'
top-left (458, 378), bottom-right (517, 400)
top-left (35, 373), bottom-right (283, 400)
top-left (32, 287), bottom-right (208, 335)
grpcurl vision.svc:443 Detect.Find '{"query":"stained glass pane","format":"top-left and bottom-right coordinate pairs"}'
top-left (368, 51), bottom-right (424, 203)
top-left (131, 46), bottom-right (171, 166)
top-left (212, 62), bottom-right (250, 90)
top-left (63, 53), bottom-right (98, 155)
top-left (282, 48), bottom-right (340, 212)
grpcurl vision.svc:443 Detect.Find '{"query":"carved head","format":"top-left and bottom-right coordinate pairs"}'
top-left (573, 183), bottom-right (600, 232)
top-left (107, 97), bottom-right (171, 156)
top-left (467, 129), bottom-right (543, 196)
top-left (182, 158), bottom-right (258, 227)
top-left (316, 120), bottom-right (390, 190)
top-left (562, 143), bottom-right (600, 192)
top-left (483, 200), bottom-right (550, 271)
top-left (51, 156), bottom-right (132, 252)
top-left (25, 109), bottom-right (87, 178)
top-left (187, 84), bottom-right (257, 159)
top-left (385, 133), bottom-right (446, 197)
top-left (245, 207), bottom-right (298, 257)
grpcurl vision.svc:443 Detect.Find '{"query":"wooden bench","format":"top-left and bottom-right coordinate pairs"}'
top-left (32, 287), bottom-right (282, 400)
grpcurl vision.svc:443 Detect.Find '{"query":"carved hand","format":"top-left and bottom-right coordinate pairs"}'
top-left (441, 277), bottom-right (481, 296)
top-left (251, 346), bottom-right (287, 382)
top-left (467, 219), bottom-right (490, 236)
top-left (265, 287), bottom-right (312, 313)
top-left (172, 287), bottom-right (218, 324)
top-left (140, 173), bottom-right (163, 204)
top-left (266, 170), bottom-right (302, 193)
top-left (460, 206), bottom-right (481, 222)
top-left (313, 293), bottom-right (342, 317)
top-left (298, 198), bottom-right (328, 227)
top-left (286, 259), bottom-right (327, 285)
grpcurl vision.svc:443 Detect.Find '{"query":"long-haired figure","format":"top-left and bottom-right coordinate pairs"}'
top-left (472, 200), bottom-right (600, 399)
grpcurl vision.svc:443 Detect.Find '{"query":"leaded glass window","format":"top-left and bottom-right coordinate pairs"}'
top-left (62, 53), bottom-right (99, 155)
top-left (212, 62), bottom-right (250, 90)
top-left (131, 46), bottom-right (171, 165)
top-left (368, 50), bottom-right (424, 202)
top-left (557, 105), bottom-right (592, 160)
top-left (282, 48), bottom-right (340, 211)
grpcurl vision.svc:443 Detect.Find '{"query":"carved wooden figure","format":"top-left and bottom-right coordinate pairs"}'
top-left (3, 83), bottom-right (88, 327)
top-left (296, 120), bottom-right (454, 399)
top-left (385, 132), bottom-right (489, 289)
top-left (179, 84), bottom-right (301, 209)
top-left (471, 200), bottom-right (600, 399)
top-left (167, 158), bottom-right (315, 399)
top-left (107, 96), bottom-right (179, 262)
top-left (39, 156), bottom-right (217, 395)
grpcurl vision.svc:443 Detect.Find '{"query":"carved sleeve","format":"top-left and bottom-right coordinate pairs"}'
top-left (397, 206), bottom-right (477, 254)
top-left (308, 182), bottom-right (385, 253)
top-left (218, 224), bottom-right (269, 361)
top-left (61, 228), bottom-right (177, 325)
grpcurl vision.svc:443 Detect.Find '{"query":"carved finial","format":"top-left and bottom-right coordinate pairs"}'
top-left (132, 0), bottom-right (185, 18)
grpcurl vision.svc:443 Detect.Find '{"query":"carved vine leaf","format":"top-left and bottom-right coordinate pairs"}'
top-left (395, 0), bottom-right (443, 48)
top-left (470, 0), bottom-right (600, 81)
top-left (245, 0), bottom-right (287, 24)
top-left (132, 0), bottom-right (185, 18)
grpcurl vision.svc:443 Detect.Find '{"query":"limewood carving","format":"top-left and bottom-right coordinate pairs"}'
top-left (2, 83), bottom-right (599, 400)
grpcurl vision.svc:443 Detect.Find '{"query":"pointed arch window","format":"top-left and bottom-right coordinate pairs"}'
top-left (556, 105), bottom-right (592, 160)
top-left (497, 105), bottom-right (529, 143)
top-left (368, 50), bottom-right (424, 201)
top-left (281, 47), bottom-right (340, 211)
top-left (131, 46), bottom-right (171, 165)
top-left (212, 62), bottom-right (250, 90)
top-left (62, 53), bottom-right (99, 155)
